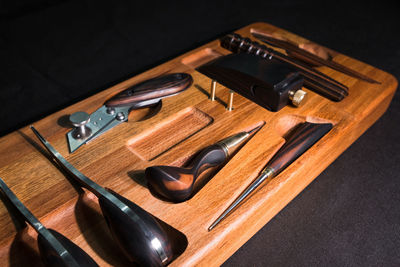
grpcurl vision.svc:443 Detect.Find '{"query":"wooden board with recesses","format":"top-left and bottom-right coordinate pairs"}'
top-left (0, 22), bottom-right (397, 266)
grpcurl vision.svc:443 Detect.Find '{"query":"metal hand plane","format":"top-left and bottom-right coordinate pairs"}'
top-left (67, 73), bottom-right (193, 153)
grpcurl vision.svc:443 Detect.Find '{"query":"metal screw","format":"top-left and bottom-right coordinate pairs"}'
top-left (116, 112), bottom-right (126, 121)
top-left (106, 107), bottom-right (115, 115)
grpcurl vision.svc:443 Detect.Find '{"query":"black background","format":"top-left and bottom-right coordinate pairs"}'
top-left (0, 0), bottom-right (399, 266)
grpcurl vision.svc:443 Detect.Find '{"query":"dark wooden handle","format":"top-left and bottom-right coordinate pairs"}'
top-left (268, 122), bottom-right (332, 175)
top-left (104, 73), bottom-right (193, 108)
top-left (300, 71), bottom-right (348, 101)
top-left (145, 144), bottom-right (227, 202)
top-left (189, 144), bottom-right (227, 177)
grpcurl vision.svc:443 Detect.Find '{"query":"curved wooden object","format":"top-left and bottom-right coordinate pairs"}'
top-left (146, 144), bottom-right (227, 202)
top-left (105, 73), bottom-right (193, 108)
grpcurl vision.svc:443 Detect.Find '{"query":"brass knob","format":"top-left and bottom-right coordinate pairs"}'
top-left (289, 89), bottom-right (307, 107)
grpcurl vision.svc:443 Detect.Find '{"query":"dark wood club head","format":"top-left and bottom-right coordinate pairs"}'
top-left (98, 189), bottom-right (187, 266)
top-left (37, 229), bottom-right (99, 267)
top-left (28, 126), bottom-right (187, 265)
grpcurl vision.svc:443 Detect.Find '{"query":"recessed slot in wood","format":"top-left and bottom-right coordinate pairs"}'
top-left (127, 107), bottom-right (213, 161)
top-left (181, 48), bottom-right (223, 68)
top-left (275, 114), bottom-right (336, 138)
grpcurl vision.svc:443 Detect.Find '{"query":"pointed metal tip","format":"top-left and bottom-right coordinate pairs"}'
top-left (208, 220), bottom-right (219, 232)
top-left (30, 125), bottom-right (46, 143)
top-left (208, 214), bottom-right (226, 231)
top-left (247, 122), bottom-right (265, 135)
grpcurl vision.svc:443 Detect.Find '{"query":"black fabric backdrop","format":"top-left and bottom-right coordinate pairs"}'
top-left (0, 0), bottom-right (399, 266)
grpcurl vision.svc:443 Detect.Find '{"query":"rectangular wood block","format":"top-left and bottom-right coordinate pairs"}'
top-left (0, 22), bottom-right (397, 266)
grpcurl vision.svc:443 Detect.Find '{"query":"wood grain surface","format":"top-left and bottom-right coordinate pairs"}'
top-left (0, 22), bottom-right (397, 266)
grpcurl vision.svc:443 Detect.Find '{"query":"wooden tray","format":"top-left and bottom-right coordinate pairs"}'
top-left (0, 22), bottom-right (397, 266)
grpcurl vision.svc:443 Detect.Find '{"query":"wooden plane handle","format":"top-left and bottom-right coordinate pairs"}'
top-left (105, 73), bottom-right (193, 108)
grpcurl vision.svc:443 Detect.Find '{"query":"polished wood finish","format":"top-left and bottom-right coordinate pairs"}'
top-left (0, 22), bottom-right (397, 266)
top-left (268, 122), bottom-right (332, 175)
top-left (105, 73), bottom-right (193, 108)
top-left (146, 144), bottom-right (227, 202)
top-left (145, 128), bottom-right (258, 203)
top-left (127, 107), bottom-right (213, 161)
